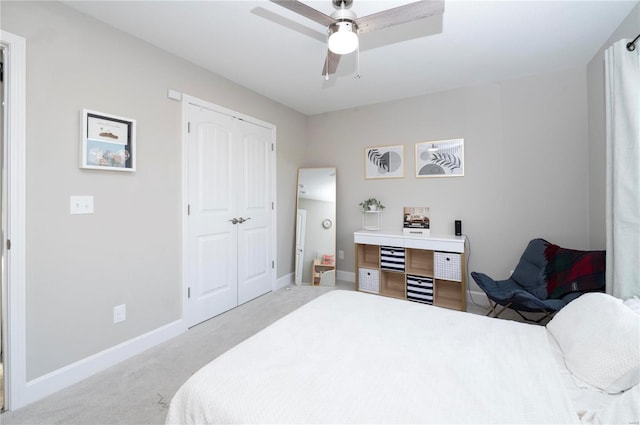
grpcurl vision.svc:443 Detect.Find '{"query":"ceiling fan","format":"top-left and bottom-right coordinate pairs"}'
top-left (270, 0), bottom-right (445, 77)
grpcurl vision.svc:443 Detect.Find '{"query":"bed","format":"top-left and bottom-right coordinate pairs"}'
top-left (166, 290), bottom-right (639, 424)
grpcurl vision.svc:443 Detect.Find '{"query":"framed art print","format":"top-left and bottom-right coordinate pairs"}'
top-left (81, 109), bottom-right (136, 172)
top-left (415, 138), bottom-right (464, 178)
top-left (364, 144), bottom-right (404, 179)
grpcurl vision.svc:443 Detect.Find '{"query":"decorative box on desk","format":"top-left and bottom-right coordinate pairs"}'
top-left (354, 230), bottom-right (467, 311)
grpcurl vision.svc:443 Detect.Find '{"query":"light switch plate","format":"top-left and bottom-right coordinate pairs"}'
top-left (70, 196), bottom-right (94, 214)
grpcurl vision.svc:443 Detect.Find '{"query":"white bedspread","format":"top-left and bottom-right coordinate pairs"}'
top-left (166, 290), bottom-right (579, 424)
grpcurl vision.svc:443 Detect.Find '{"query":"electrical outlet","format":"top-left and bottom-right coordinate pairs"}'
top-left (338, 250), bottom-right (344, 260)
top-left (113, 304), bottom-right (126, 323)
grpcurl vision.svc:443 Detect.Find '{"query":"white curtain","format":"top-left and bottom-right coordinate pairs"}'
top-left (605, 39), bottom-right (640, 299)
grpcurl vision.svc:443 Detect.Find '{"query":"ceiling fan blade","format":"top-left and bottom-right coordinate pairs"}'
top-left (356, 0), bottom-right (445, 35)
top-left (270, 0), bottom-right (335, 27)
top-left (321, 50), bottom-right (341, 76)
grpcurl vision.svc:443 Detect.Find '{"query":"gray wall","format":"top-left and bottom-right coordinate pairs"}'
top-left (307, 67), bottom-right (590, 286)
top-left (587, 2), bottom-right (640, 249)
top-left (1, 1), bottom-right (307, 379)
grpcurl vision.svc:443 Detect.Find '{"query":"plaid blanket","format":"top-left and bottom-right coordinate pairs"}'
top-left (544, 243), bottom-right (606, 299)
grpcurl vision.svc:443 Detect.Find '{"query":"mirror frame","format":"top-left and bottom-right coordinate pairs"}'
top-left (294, 167), bottom-right (336, 286)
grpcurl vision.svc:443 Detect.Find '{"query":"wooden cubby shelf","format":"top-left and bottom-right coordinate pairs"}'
top-left (358, 244), bottom-right (380, 269)
top-left (380, 271), bottom-right (406, 299)
top-left (406, 248), bottom-right (434, 276)
top-left (354, 230), bottom-right (467, 311)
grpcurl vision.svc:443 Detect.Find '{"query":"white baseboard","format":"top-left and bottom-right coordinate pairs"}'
top-left (466, 290), bottom-right (490, 308)
top-left (24, 319), bottom-right (186, 406)
top-left (275, 271), bottom-right (353, 289)
top-left (275, 272), bottom-right (294, 290)
top-left (337, 269), bottom-right (355, 283)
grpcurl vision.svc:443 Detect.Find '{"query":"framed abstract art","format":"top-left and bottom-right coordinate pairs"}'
top-left (364, 145), bottom-right (404, 179)
top-left (415, 138), bottom-right (464, 178)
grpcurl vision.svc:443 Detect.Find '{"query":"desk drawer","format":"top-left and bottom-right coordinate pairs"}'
top-left (380, 246), bottom-right (405, 272)
top-left (406, 274), bottom-right (434, 304)
top-left (359, 268), bottom-right (379, 294)
top-left (434, 252), bottom-right (461, 282)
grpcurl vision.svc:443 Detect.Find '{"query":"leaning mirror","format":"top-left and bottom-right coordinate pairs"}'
top-left (295, 167), bottom-right (336, 286)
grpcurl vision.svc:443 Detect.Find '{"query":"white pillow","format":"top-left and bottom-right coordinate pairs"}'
top-left (546, 292), bottom-right (640, 394)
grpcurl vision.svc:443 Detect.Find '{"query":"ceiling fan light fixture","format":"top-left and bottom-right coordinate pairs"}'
top-left (328, 21), bottom-right (358, 55)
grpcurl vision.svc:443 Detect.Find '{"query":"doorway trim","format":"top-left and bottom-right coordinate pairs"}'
top-left (180, 94), bottom-right (277, 326)
top-left (0, 30), bottom-right (27, 410)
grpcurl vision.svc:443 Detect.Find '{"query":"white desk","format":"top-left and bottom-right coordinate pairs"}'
top-left (354, 230), bottom-right (467, 311)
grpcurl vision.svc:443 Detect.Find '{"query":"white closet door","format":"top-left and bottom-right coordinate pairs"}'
top-left (237, 121), bottom-right (273, 305)
top-left (186, 102), bottom-right (274, 327)
top-left (187, 104), bottom-right (238, 327)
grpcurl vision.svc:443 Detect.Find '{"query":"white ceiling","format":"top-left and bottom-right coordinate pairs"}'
top-left (63, 0), bottom-right (637, 115)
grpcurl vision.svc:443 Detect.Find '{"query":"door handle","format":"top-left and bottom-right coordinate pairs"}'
top-left (229, 218), bottom-right (239, 225)
top-left (237, 217), bottom-right (251, 224)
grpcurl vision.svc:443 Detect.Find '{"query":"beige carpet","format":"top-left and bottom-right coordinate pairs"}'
top-left (0, 285), bottom-right (338, 425)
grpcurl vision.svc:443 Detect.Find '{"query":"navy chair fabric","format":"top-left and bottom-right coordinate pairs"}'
top-left (471, 238), bottom-right (604, 321)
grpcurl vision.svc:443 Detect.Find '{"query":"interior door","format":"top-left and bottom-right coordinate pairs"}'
top-left (187, 104), bottom-right (238, 327)
top-left (295, 209), bottom-right (307, 284)
top-left (236, 121), bottom-right (273, 305)
top-left (186, 101), bottom-right (274, 327)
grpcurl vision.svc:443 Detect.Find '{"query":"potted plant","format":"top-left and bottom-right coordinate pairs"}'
top-left (359, 198), bottom-right (385, 212)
